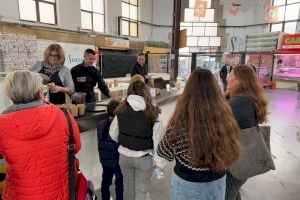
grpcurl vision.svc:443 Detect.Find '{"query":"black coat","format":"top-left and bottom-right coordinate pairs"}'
top-left (97, 117), bottom-right (120, 167)
top-left (219, 65), bottom-right (233, 82)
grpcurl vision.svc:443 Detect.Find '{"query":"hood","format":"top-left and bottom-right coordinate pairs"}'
top-left (127, 95), bottom-right (146, 111)
top-left (0, 105), bottom-right (60, 141)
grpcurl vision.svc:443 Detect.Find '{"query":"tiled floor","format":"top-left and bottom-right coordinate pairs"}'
top-left (97, 89), bottom-right (300, 200)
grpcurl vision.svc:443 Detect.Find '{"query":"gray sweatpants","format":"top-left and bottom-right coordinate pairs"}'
top-left (119, 154), bottom-right (153, 200)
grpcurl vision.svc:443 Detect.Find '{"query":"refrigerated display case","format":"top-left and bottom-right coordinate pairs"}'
top-left (274, 33), bottom-right (300, 98)
top-left (245, 53), bottom-right (274, 87)
top-left (191, 53), bottom-right (222, 78)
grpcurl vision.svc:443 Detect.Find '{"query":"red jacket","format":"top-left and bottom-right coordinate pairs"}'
top-left (0, 104), bottom-right (81, 200)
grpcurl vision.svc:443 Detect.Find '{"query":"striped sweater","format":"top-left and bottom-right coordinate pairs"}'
top-left (157, 127), bottom-right (225, 182)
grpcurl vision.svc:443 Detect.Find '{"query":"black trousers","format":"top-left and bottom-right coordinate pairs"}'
top-left (101, 164), bottom-right (123, 200)
top-left (226, 173), bottom-right (247, 200)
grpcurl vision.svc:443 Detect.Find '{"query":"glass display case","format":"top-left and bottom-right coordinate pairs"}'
top-left (245, 53), bottom-right (274, 86)
top-left (273, 54), bottom-right (300, 82)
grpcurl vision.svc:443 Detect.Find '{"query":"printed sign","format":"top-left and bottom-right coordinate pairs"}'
top-left (105, 37), bottom-right (130, 49)
top-left (281, 34), bottom-right (300, 49)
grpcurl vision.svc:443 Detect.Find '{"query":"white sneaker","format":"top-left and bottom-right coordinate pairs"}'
top-left (110, 197), bottom-right (113, 200)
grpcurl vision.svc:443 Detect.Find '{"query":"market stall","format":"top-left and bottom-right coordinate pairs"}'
top-left (274, 33), bottom-right (300, 98)
top-left (245, 32), bottom-right (281, 88)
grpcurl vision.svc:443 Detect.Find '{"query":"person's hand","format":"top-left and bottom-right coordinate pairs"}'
top-left (49, 85), bottom-right (63, 93)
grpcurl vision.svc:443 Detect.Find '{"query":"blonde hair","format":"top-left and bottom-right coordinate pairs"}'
top-left (130, 74), bottom-right (145, 83)
top-left (44, 44), bottom-right (65, 65)
top-left (4, 70), bottom-right (43, 104)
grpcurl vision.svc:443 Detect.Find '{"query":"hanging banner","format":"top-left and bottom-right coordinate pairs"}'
top-left (265, 5), bottom-right (278, 23)
top-left (194, 0), bottom-right (208, 18)
top-left (229, 2), bottom-right (242, 16)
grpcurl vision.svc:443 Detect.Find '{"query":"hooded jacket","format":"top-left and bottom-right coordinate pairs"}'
top-left (0, 103), bottom-right (81, 200)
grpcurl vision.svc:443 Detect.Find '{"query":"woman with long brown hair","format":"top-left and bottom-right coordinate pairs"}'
top-left (226, 65), bottom-right (269, 200)
top-left (157, 69), bottom-right (241, 200)
top-left (109, 80), bottom-right (165, 200)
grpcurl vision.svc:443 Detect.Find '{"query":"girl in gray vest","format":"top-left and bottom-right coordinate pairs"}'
top-left (109, 80), bottom-right (165, 200)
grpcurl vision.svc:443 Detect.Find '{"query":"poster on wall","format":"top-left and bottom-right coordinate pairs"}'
top-left (179, 57), bottom-right (191, 78)
top-left (265, 5), bottom-right (278, 23)
top-left (225, 54), bottom-right (241, 66)
top-left (0, 32), bottom-right (37, 72)
top-left (194, 0), bottom-right (208, 18)
top-left (229, 2), bottom-right (242, 16)
top-left (160, 55), bottom-right (168, 73)
top-left (37, 40), bottom-right (95, 69)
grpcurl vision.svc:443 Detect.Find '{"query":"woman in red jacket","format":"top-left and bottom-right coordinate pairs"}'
top-left (0, 70), bottom-right (81, 200)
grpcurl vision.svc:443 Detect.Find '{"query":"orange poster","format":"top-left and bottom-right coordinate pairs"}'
top-left (265, 6), bottom-right (278, 23)
top-left (194, 0), bottom-right (208, 18)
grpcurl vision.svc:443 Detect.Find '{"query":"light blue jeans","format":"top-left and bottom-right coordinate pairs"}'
top-left (171, 173), bottom-right (226, 200)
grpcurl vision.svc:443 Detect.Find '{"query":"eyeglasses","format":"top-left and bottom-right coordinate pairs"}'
top-left (49, 54), bottom-right (59, 58)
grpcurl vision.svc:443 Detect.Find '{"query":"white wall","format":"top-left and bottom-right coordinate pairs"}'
top-left (106, 0), bottom-right (122, 36)
top-left (152, 0), bottom-right (173, 42)
top-left (219, 0), bottom-right (272, 52)
top-left (0, 0), bottom-right (173, 42)
top-left (139, 0), bottom-right (173, 42)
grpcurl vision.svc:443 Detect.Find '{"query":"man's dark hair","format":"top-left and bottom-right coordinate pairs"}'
top-left (137, 53), bottom-right (145, 57)
top-left (84, 49), bottom-right (96, 55)
top-left (107, 100), bottom-right (120, 117)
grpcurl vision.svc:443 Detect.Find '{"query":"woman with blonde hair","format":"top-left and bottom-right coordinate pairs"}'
top-left (0, 70), bottom-right (81, 200)
top-left (226, 65), bottom-right (273, 200)
top-left (157, 69), bottom-right (241, 200)
top-left (109, 80), bottom-right (165, 200)
top-left (31, 44), bottom-right (74, 104)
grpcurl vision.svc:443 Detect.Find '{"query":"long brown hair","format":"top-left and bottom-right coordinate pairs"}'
top-left (168, 69), bottom-right (240, 171)
top-left (116, 80), bottom-right (157, 124)
top-left (230, 65), bottom-right (268, 123)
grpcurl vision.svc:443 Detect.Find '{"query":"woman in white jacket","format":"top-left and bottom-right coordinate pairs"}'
top-left (109, 80), bottom-right (165, 200)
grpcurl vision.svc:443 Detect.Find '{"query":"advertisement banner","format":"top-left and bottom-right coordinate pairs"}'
top-left (265, 5), bottom-right (278, 23)
top-left (194, 0), bottom-right (208, 18)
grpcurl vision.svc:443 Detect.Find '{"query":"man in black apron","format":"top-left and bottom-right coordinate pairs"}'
top-left (71, 49), bottom-right (111, 103)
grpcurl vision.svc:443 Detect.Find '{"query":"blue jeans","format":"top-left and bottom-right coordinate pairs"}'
top-left (101, 164), bottom-right (123, 200)
top-left (171, 172), bottom-right (226, 200)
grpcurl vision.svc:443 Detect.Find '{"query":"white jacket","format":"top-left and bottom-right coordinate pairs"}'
top-left (109, 94), bottom-right (166, 169)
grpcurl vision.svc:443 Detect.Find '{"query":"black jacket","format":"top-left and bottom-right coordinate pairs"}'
top-left (71, 63), bottom-right (110, 103)
top-left (97, 117), bottom-right (120, 167)
top-left (117, 106), bottom-right (153, 151)
top-left (131, 63), bottom-right (148, 80)
top-left (220, 65), bottom-right (233, 82)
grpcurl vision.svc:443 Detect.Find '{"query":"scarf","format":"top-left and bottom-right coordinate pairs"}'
top-left (43, 61), bottom-right (63, 78)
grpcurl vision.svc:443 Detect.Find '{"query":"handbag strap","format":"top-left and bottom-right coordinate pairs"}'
top-left (61, 108), bottom-right (76, 200)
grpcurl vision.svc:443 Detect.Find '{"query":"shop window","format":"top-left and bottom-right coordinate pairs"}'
top-left (284, 21), bottom-right (297, 33)
top-left (273, 0), bottom-right (286, 6)
top-left (287, 0), bottom-right (300, 3)
top-left (270, 0), bottom-right (300, 33)
top-left (285, 4), bottom-right (300, 20)
top-left (80, 0), bottom-right (105, 32)
top-left (271, 23), bottom-right (283, 32)
top-left (121, 0), bottom-right (138, 37)
top-left (18, 0), bottom-right (56, 24)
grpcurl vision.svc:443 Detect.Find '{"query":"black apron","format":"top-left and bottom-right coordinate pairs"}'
top-left (40, 68), bottom-right (66, 104)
